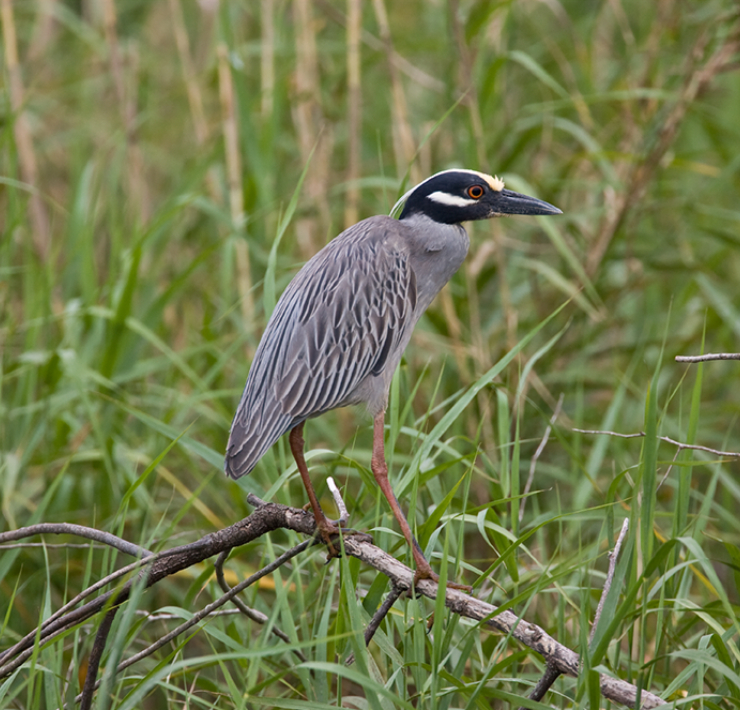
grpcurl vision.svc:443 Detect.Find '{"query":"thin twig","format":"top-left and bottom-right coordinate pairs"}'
top-left (116, 541), bottom-right (312, 673)
top-left (591, 518), bottom-right (629, 644)
top-left (520, 394), bottom-right (564, 522)
top-left (519, 663), bottom-right (562, 708)
top-left (79, 608), bottom-right (117, 710)
top-left (0, 513), bottom-right (306, 677)
top-left (327, 477), bottom-right (350, 526)
top-left (0, 543), bottom-right (124, 550)
top-left (573, 429), bottom-right (740, 458)
top-left (658, 446), bottom-right (683, 491)
top-left (137, 608), bottom-right (244, 621)
top-left (247, 493), bottom-right (267, 507)
top-left (0, 554), bottom-right (156, 669)
top-left (0, 523), bottom-right (152, 558)
top-left (364, 584), bottom-right (403, 647)
top-left (346, 584), bottom-right (404, 666)
top-left (214, 550), bottom-right (306, 658)
top-left (0, 537), bottom-right (219, 668)
top-left (675, 352), bottom-right (740, 363)
top-left (215, 550), bottom-right (269, 624)
top-left (72, 540), bottom-right (313, 705)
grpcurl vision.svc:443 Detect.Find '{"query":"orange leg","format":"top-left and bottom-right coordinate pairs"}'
top-left (289, 423), bottom-right (339, 547)
top-left (370, 412), bottom-right (470, 591)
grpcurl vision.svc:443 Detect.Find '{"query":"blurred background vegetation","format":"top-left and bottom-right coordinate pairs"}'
top-left (1, 0), bottom-right (740, 707)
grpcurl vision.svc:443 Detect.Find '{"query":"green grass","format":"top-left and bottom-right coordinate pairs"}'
top-left (2, 0), bottom-right (740, 707)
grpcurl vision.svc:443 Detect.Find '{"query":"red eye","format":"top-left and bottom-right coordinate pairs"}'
top-left (467, 185), bottom-right (484, 199)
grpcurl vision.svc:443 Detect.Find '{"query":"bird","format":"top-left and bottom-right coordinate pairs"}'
top-left (225, 168), bottom-right (561, 585)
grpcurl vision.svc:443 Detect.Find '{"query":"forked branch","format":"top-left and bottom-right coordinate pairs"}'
top-left (0, 499), bottom-right (664, 709)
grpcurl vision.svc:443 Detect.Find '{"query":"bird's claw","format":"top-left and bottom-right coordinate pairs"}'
top-left (412, 565), bottom-right (472, 594)
top-left (315, 523), bottom-right (374, 561)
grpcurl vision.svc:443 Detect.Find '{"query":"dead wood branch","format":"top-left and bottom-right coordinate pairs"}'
top-left (0, 500), bottom-right (665, 708)
top-left (338, 534), bottom-right (664, 708)
top-left (0, 522), bottom-right (153, 558)
top-left (519, 518), bottom-right (629, 709)
top-left (676, 352), bottom-right (740, 363)
top-left (520, 393), bottom-right (564, 522)
top-left (591, 518), bottom-right (630, 644)
top-left (215, 547), bottom-right (307, 656)
top-left (574, 428), bottom-right (740, 458)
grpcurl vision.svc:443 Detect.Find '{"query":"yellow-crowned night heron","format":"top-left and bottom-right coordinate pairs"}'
top-left (226, 169), bottom-right (561, 585)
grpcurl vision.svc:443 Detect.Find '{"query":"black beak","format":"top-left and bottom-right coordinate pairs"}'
top-left (490, 189), bottom-right (562, 216)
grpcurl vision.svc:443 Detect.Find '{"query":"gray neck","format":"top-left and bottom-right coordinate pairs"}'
top-left (401, 213), bottom-right (470, 312)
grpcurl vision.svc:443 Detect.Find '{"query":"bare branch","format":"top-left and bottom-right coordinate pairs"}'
top-left (0, 543), bottom-right (119, 550)
top-left (519, 518), bottom-right (629, 709)
top-left (80, 608), bottom-right (117, 710)
top-left (364, 584), bottom-right (403, 647)
top-left (214, 549), bottom-right (306, 657)
top-left (72, 539), bottom-right (314, 705)
top-left (658, 446), bottom-right (683, 491)
top-left (346, 583), bottom-right (404, 666)
top-left (0, 504), bottom-right (318, 677)
top-left (1, 502), bottom-right (665, 708)
top-left (591, 518), bottom-right (629, 644)
top-left (338, 534), bottom-right (664, 708)
top-left (0, 523), bottom-right (152, 557)
top-left (573, 428), bottom-right (740, 458)
top-left (520, 393), bottom-right (564, 522)
top-left (327, 477), bottom-right (350, 526)
top-left (519, 663), bottom-right (562, 708)
top-left (675, 352), bottom-right (740, 363)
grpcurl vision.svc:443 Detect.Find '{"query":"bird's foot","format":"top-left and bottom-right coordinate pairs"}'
top-left (314, 519), bottom-right (341, 558)
top-left (314, 520), bottom-right (373, 560)
top-left (412, 559), bottom-right (472, 593)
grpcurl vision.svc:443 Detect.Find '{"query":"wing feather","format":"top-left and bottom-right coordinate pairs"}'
top-left (225, 217), bottom-right (417, 478)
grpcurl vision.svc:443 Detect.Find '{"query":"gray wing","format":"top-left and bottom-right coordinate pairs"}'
top-left (225, 218), bottom-right (418, 479)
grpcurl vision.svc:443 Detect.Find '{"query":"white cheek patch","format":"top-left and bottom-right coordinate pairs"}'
top-left (427, 191), bottom-right (477, 208)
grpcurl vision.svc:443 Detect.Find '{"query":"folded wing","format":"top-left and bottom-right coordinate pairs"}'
top-left (225, 220), bottom-right (417, 479)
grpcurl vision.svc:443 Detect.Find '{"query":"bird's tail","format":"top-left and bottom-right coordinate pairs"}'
top-left (224, 404), bottom-right (295, 479)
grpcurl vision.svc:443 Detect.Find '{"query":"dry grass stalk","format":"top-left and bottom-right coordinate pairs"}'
top-left (587, 14), bottom-right (740, 278)
top-left (344, 0), bottom-right (362, 228)
top-left (371, 0), bottom-right (419, 183)
top-left (217, 43), bottom-right (255, 324)
top-left (448, 0), bottom-right (486, 166)
top-left (292, 0), bottom-right (332, 257)
top-left (315, 0), bottom-right (444, 93)
top-left (261, 0), bottom-right (275, 118)
top-left (168, 0), bottom-right (209, 146)
top-left (1, 0), bottom-right (51, 261)
top-left (28, 0), bottom-right (58, 61)
top-left (101, 0), bottom-right (150, 223)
